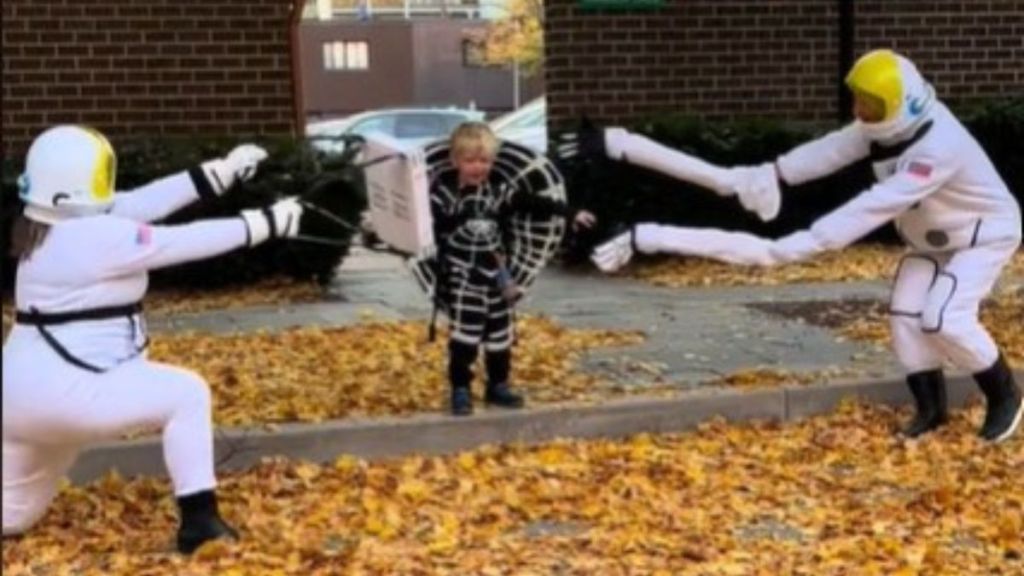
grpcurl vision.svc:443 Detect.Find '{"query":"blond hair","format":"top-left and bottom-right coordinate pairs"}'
top-left (449, 121), bottom-right (499, 160)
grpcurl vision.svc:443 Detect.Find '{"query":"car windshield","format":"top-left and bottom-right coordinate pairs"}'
top-left (492, 98), bottom-right (545, 132)
top-left (394, 114), bottom-right (463, 138)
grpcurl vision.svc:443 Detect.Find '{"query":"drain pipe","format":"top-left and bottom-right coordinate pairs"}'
top-left (838, 0), bottom-right (855, 122)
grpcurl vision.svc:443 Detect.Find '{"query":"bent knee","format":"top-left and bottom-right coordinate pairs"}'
top-left (161, 366), bottom-right (212, 411)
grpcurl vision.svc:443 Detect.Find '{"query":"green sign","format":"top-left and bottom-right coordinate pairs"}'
top-left (579, 0), bottom-right (665, 11)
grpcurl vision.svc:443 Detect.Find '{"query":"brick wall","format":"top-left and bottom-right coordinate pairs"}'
top-left (545, 0), bottom-right (1024, 127)
top-left (2, 0), bottom-right (297, 157)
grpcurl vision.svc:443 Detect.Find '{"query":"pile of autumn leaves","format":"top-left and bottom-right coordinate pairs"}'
top-left (2, 247), bottom-right (1022, 575)
top-left (3, 403), bottom-right (1020, 575)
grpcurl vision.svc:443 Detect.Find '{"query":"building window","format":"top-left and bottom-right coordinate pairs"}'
top-left (323, 41), bottom-right (369, 70)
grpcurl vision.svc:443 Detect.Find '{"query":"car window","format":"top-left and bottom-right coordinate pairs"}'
top-left (393, 114), bottom-right (454, 138)
top-left (503, 108), bottom-right (544, 132)
top-left (443, 114), bottom-right (473, 132)
top-left (349, 116), bottom-right (394, 136)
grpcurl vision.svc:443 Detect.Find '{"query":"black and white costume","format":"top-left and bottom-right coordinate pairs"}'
top-left (410, 140), bottom-right (569, 413)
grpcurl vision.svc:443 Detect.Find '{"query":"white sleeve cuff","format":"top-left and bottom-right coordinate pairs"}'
top-left (240, 210), bottom-right (270, 246)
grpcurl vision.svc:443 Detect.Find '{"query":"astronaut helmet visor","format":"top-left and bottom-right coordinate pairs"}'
top-left (851, 90), bottom-right (888, 124)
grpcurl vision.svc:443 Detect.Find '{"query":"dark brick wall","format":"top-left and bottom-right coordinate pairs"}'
top-left (2, 0), bottom-right (297, 157)
top-left (545, 0), bottom-right (1024, 127)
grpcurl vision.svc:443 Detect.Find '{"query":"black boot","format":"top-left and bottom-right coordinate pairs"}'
top-left (901, 369), bottom-right (949, 438)
top-left (485, 349), bottom-right (525, 409)
top-left (449, 340), bottom-right (478, 416)
top-left (176, 490), bottom-right (238, 554)
top-left (974, 355), bottom-right (1024, 442)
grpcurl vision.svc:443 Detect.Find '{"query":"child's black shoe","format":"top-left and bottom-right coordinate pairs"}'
top-left (485, 383), bottom-right (525, 409)
top-left (451, 387), bottom-right (473, 416)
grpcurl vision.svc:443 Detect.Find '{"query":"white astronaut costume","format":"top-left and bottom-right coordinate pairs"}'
top-left (589, 50), bottom-right (1022, 442)
top-left (2, 126), bottom-right (303, 552)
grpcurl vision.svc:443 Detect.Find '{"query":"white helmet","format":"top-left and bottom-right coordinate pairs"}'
top-left (19, 125), bottom-right (117, 224)
top-left (846, 49), bottom-right (936, 141)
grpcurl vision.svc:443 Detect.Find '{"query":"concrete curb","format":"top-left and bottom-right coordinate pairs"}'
top-left (67, 372), bottom-right (1005, 485)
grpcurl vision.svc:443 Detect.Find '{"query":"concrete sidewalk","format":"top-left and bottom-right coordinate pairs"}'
top-left (68, 247), bottom-right (1019, 479)
top-left (71, 248), bottom-right (1018, 484)
top-left (149, 247), bottom-right (904, 385)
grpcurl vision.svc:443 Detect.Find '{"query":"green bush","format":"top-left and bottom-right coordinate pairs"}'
top-left (560, 98), bottom-right (1024, 260)
top-left (1, 136), bottom-right (366, 293)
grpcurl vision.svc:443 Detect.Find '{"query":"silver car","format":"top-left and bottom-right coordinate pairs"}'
top-left (307, 107), bottom-right (485, 154)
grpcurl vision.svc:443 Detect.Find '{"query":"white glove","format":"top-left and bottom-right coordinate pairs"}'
top-left (590, 230), bottom-right (635, 273)
top-left (240, 197), bottom-right (303, 247)
top-left (769, 231), bottom-right (821, 265)
top-left (202, 144), bottom-right (269, 194)
top-left (724, 162), bottom-right (781, 222)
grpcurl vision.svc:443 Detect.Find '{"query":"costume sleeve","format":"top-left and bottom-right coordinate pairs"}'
top-left (776, 123), bottom-right (871, 186)
top-left (430, 183), bottom-right (461, 240)
top-left (94, 216), bottom-right (249, 278)
top-left (109, 167), bottom-right (217, 223)
top-left (807, 151), bottom-right (957, 250)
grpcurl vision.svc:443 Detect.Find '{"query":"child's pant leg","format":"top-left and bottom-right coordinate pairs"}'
top-left (449, 278), bottom-right (487, 347)
top-left (2, 440), bottom-right (79, 535)
top-left (483, 290), bottom-right (513, 353)
top-left (924, 239), bottom-right (1018, 372)
top-left (448, 278), bottom-right (486, 389)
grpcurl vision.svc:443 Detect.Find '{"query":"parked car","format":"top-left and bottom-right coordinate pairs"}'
top-left (490, 97), bottom-right (547, 154)
top-left (307, 107), bottom-right (484, 154)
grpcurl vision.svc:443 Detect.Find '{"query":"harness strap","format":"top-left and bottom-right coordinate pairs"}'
top-left (15, 302), bottom-right (143, 325)
top-left (16, 302), bottom-right (145, 373)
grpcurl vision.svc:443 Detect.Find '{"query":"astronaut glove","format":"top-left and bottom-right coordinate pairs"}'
top-left (554, 119), bottom-right (621, 163)
top-left (590, 229), bottom-right (635, 273)
top-left (725, 163), bottom-right (781, 222)
top-left (202, 144), bottom-right (269, 195)
top-left (241, 197), bottom-right (303, 247)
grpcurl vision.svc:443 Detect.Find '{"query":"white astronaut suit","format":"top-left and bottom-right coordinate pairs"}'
top-left (586, 50), bottom-right (1023, 442)
top-left (2, 126), bottom-right (304, 552)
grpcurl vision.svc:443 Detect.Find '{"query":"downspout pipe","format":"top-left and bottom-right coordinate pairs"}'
top-left (838, 0), bottom-right (855, 123)
top-left (290, 1), bottom-right (306, 138)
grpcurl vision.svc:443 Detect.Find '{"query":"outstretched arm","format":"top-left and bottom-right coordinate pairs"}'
top-left (775, 123), bottom-right (870, 186)
top-left (558, 124), bottom-right (781, 222)
top-left (110, 144), bottom-right (268, 223)
top-left (770, 149), bottom-right (957, 264)
top-left (591, 224), bottom-right (776, 272)
top-left (96, 197), bottom-right (303, 277)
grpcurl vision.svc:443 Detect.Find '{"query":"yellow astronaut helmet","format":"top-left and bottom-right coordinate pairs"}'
top-left (19, 125), bottom-right (117, 224)
top-left (845, 49), bottom-right (935, 140)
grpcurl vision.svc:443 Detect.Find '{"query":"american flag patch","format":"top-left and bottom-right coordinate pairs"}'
top-left (906, 161), bottom-right (933, 180)
top-left (135, 225), bottom-right (152, 245)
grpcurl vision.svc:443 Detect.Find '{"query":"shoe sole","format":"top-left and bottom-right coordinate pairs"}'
top-left (989, 398), bottom-right (1024, 443)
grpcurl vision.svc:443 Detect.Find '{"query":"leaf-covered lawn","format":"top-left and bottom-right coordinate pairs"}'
top-left (628, 245), bottom-right (1024, 288)
top-left (3, 401), bottom-right (1020, 575)
top-left (149, 316), bottom-right (644, 427)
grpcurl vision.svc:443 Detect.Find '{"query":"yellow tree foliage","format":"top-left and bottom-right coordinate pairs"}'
top-left (473, 0), bottom-right (544, 76)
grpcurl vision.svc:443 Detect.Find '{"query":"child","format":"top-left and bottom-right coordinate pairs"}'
top-left (2, 125), bottom-right (305, 552)
top-left (430, 122), bottom-right (595, 415)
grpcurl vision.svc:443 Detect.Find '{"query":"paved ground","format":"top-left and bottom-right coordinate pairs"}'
top-left (71, 248), bottom-right (1023, 482)
top-left (150, 247), bottom-right (903, 386)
